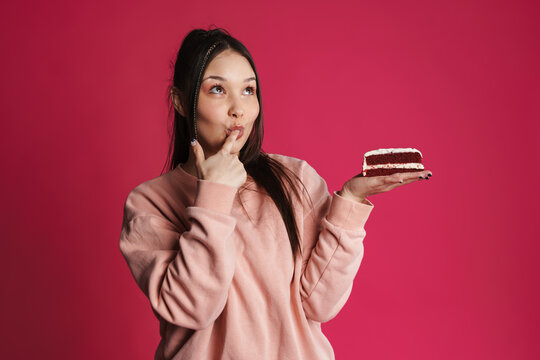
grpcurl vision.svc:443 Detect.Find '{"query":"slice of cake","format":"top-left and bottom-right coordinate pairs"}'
top-left (362, 148), bottom-right (424, 177)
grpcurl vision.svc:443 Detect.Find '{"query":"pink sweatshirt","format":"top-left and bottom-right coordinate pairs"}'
top-left (119, 153), bottom-right (374, 359)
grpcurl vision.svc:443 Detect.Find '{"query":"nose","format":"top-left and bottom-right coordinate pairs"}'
top-left (229, 108), bottom-right (243, 118)
top-left (228, 98), bottom-right (244, 119)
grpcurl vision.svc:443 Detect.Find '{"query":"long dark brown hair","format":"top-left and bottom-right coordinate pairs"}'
top-left (161, 26), bottom-right (314, 265)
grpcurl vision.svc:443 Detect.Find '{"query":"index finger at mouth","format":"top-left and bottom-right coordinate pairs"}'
top-left (221, 130), bottom-right (239, 153)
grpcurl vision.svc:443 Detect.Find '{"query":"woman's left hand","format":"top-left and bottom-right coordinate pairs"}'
top-left (338, 170), bottom-right (433, 203)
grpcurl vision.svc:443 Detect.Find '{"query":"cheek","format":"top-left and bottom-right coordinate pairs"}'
top-left (197, 97), bottom-right (222, 122)
top-left (247, 101), bottom-right (260, 121)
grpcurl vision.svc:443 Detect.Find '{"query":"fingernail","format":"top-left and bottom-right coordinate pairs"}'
top-left (428, 173), bottom-right (432, 177)
top-left (419, 176), bottom-right (424, 179)
top-left (399, 179), bottom-right (403, 183)
top-left (190, 139), bottom-right (196, 146)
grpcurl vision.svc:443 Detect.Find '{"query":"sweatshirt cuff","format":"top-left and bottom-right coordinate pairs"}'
top-left (326, 191), bottom-right (374, 230)
top-left (194, 179), bottom-right (238, 215)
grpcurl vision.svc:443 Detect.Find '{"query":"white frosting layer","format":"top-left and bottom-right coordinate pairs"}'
top-left (364, 163), bottom-right (424, 170)
top-left (363, 148), bottom-right (423, 157)
top-left (362, 163), bottom-right (424, 176)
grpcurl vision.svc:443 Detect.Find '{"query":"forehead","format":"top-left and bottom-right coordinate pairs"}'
top-left (204, 50), bottom-right (255, 78)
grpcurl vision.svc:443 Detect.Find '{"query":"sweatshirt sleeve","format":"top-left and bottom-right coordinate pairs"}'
top-left (299, 161), bottom-right (374, 323)
top-left (119, 179), bottom-right (239, 330)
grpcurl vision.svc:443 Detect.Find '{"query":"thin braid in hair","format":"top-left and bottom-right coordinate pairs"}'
top-left (192, 41), bottom-right (221, 140)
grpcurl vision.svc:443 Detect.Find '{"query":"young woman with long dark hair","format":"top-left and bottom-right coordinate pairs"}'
top-left (119, 26), bottom-right (432, 360)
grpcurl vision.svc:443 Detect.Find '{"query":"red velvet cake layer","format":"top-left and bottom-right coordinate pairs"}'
top-left (365, 152), bottom-right (422, 165)
top-left (365, 168), bottom-right (422, 177)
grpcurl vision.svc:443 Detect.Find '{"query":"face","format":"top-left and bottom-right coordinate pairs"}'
top-left (195, 49), bottom-right (260, 157)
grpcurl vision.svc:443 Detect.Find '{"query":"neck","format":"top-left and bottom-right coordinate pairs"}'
top-left (181, 154), bottom-right (198, 178)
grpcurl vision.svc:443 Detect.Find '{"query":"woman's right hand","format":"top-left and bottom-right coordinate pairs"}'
top-left (190, 130), bottom-right (247, 189)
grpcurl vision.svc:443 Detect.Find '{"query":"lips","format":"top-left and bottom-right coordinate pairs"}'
top-left (227, 126), bottom-right (244, 138)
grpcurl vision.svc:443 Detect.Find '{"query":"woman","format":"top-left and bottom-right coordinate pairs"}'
top-left (119, 26), bottom-right (432, 360)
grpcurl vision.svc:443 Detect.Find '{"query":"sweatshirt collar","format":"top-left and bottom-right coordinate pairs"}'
top-left (172, 163), bottom-right (198, 183)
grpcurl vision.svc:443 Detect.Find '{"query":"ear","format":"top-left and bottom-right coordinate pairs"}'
top-left (170, 86), bottom-right (186, 117)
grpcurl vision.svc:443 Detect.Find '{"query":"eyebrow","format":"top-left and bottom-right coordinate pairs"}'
top-left (203, 75), bottom-right (256, 83)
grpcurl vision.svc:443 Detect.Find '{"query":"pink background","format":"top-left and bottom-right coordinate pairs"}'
top-left (1, 0), bottom-right (539, 359)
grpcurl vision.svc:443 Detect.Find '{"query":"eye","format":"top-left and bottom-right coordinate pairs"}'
top-left (209, 84), bottom-right (224, 94)
top-left (244, 86), bottom-right (256, 95)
